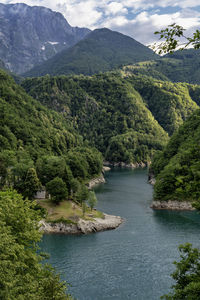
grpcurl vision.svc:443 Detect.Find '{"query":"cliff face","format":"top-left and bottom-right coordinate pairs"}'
top-left (0, 3), bottom-right (90, 74)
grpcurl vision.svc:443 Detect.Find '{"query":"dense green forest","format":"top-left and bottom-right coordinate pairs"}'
top-left (151, 109), bottom-right (200, 203)
top-left (127, 75), bottom-right (199, 135)
top-left (124, 49), bottom-right (200, 85)
top-left (0, 189), bottom-right (73, 299)
top-left (23, 71), bottom-right (200, 164)
top-left (24, 28), bottom-right (158, 77)
top-left (0, 69), bottom-right (102, 199)
top-left (22, 72), bottom-right (169, 164)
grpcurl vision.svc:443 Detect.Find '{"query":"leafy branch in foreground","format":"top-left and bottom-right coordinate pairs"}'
top-left (161, 243), bottom-right (200, 299)
top-left (151, 23), bottom-right (200, 54)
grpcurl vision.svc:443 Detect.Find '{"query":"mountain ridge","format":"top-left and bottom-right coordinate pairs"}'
top-left (0, 3), bottom-right (90, 74)
top-left (24, 28), bottom-right (159, 77)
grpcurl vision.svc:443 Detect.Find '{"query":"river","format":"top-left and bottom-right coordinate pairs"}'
top-left (40, 168), bottom-right (200, 300)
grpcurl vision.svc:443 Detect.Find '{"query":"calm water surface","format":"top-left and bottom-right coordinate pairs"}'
top-left (40, 168), bottom-right (200, 300)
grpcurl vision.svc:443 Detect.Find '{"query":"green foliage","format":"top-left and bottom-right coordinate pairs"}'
top-left (124, 51), bottom-right (200, 85)
top-left (161, 243), bottom-right (200, 300)
top-left (76, 183), bottom-right (89, 204)
top-left (151, 109), bottom-right (200, 203)
top-left (23, 168), bottom-right (41, 199)
top-left (0, 70), bottom-right (103, 198)
top-left (24, 28), bottom-right (158, 77)
top-left (152, 23), bottom-right (200, 55)
top-left (88, 191), bottom-right (97, 211)
top-left (0, 189), bottom-right (72, 299)
top-left (22, 72), bottom-right (169, 164)
top-left (46, 177), bottom-right (68, 204)
top-left (127, 75), bottom-right (199, 135)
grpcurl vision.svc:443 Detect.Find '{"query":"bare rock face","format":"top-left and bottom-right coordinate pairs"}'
top-left (0, 3), bottom-right (90, 74)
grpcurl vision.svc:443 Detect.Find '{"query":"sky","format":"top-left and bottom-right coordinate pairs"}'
top-left (2, 0), bottom-right (200, 45)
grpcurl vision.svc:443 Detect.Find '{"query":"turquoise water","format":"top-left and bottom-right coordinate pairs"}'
top-left (40, 168), bottom-right (200, 300)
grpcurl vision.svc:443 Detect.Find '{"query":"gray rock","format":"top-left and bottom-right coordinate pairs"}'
top-left (39, 213), bottom-right (123, 234)
top-left (0, 3), bottom-right (90, 74)
top-left (87, 174), bottom-right (106, 189)
top-left (151, 200), bottom-right (195, 210)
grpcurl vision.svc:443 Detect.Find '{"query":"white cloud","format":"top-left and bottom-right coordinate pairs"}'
top-left (100, 10), bottom-right (200, 45)
top-left (1, 0), bottom-right (200, 44)
top-left (105, 2), bottom-right (128, 16)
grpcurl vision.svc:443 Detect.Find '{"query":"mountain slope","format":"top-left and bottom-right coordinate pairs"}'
top-left (124, 49), bottom-right (200, 85)
top-left (0, 69), bottom-right (82, 158)
top-left (24, 28), bottom-right (159, 77)
top-left (151, 109), bottom-right (200, 203)
top-left (0, 3), bottom-right (90, 74)
top-left (22, 72), bottom-right (169, 164)
top-left (127, 75), bottom-right (199, 135)
top-left (0, 69), bottom-right (103, 199)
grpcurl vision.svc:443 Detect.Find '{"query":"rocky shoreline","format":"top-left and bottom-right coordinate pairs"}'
top-left (87, 174), bottom-right (106, 189)
top-left (39, 213), bottom-right (124, 234)
top-left (104, 161), bottom-right (147, 168)
top-left (151, 200), bottom-right (195, 211)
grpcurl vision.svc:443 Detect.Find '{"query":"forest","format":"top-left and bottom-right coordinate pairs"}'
top-left (22, 71), bottom-right (200, 165)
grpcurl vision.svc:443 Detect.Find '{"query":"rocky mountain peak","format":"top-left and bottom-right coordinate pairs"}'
top-left (0, 3), bottom-right (90, 74)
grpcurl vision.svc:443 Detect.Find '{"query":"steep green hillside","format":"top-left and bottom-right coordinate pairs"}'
top-left (22, 72), bottom-right (168, 164)
top-left (0, 69), bottom-right (102, 198)
top-left (124, 49), bottom-right (200, 84)
top-left (24, 28), bottom-right (158, 77)
top-left (127, 75), bottom-right (199, 135)
top-left (0, 70), bottom-right (81, 158)
top-left (151, 109), bottom-right (200, 203)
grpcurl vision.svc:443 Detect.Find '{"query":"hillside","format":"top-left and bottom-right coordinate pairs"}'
top-left (0, 69), bottom-right (102, 198)
top-left (124, 49), bottom-right (200, 85)
top-left (22, 72), bottom-right (200, 161)
top-left (151, 109), bottom-right (200, 204)
top-left (0, 3), bottom-right (90, 74)
top-left (23, 72), bottom-right (170, 164)
top-left (24, 28), bottom-right (158, 77)
top-left (127, 75), bottom-right (199, 135)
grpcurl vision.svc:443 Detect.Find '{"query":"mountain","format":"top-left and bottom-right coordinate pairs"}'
top-left (123, 49), bottom-right (200, 85)
top-left (0, 59), bottom-right (6, 70)
top-left (0, 69), bottom-right (103, 197)
top-left (24, 28), bottom-right (159, 77)
top-left (23, 71), bottom-right (200, 164)
top-left (0, 69), bottom-right (81, 158)
top-left (0, 3), bottom-right (90, 74)
top-left (151, 109), bottom-right (200, 204)
top-left (22, 72), bottom-right (169, 164)
top-left (126, 75), bottom-right (199, 135)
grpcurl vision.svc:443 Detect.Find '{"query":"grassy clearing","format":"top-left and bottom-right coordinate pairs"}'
top-left (37, 199), bottom-right (104, 223)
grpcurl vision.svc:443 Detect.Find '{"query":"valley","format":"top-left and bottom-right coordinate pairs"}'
top-left (1, 2), bottom-right (200, 299)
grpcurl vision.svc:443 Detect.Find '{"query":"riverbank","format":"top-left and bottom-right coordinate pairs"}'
top-left (151, 200), bottom-right (195, 210)
top-left (39, 213), bottom-right (123, 234)
top-left (87, 174), bottom-right (106, 189)
top-left (103, 161), bottom-right (147, 168)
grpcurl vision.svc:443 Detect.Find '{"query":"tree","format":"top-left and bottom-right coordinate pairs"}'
top-left (23, 167), bottom-right (41, 199)
top-left (70, 178), bottom-right (80, 197)
top-left (88, 191), bottom-right (98, 211)
top-left (161, 243), bottom-right (200, 299)
top-left (0, 189), bottom-right (73, 299)
top-left (76, 184), bottom-right (89, 204)
top-left (152, 23), bottom-right (200, 54)
top-left (46, 177), bottom-right (68, 204)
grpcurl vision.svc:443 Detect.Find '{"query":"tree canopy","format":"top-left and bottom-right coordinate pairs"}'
top-left (152, 23), bottom-right (200, 54)
top-left (0, 189), bottom-right (73, 299)
top-left (161, 243), bottom-right (200, 300)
